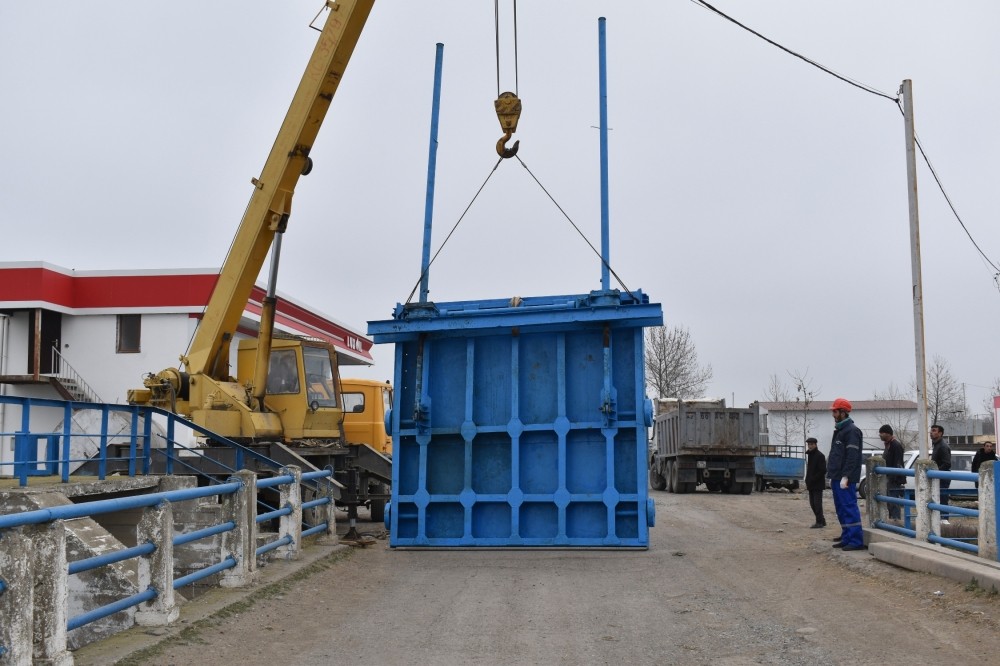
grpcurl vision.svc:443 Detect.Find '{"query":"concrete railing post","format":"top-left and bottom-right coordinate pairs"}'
top-left (31, 520), bottom-right (72, 666)
top-left (0, 526), bottom-right (35, 665)
top-left (278, 466), bottom-right (303, 560)
top-left (870, 456), bottom-right (888, 525)
top-left (979, 462), bottom-right (998, 562)
top-left (914, 459), bottom-right (936, 543)
top-left (315, 468), bottom-right (340, 546)
top-left (134, 501), bottom-right (179, 626)
top-left (220, 470), bottom-right (258, 587)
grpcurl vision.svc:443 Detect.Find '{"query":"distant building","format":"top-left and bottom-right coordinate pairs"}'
top-left (0, 261), bottom-right (375, 472)
top-left (759, 400), bottom-right (919, 454)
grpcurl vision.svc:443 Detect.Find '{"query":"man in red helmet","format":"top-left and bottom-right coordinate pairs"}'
top-left (826, 398), bottom-right (865, 550)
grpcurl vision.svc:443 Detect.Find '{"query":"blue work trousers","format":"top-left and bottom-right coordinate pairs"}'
top-left (830, 482), bottom-right (864, 547)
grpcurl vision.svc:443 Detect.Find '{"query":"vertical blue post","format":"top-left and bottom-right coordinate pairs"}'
top-left (419, 43), bottom-right (445, 304)
top-left (61, 401), bottom-right (72, 483)
top-left (165, 416), bottom-right (175, 476)
top-left (140, 408), bottom-right (151, 476)
top-left (130, 407), bottom-right (140, 477)
top-left (99, 405), bottom-right (109, 480)
top-left (598, 17), bottom-right (610, 292)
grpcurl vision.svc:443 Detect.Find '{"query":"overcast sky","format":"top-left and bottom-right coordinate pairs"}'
top-left (2, 1), bottom-right (999, 419)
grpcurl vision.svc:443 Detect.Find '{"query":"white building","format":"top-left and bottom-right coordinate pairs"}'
top-left (760, 400), bottom-right (919, 455)
top-left (0, 261), bottom-right (375, 474)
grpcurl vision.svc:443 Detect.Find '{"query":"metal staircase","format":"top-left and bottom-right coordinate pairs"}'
top-left (47, 346), bottom-right (104, 403)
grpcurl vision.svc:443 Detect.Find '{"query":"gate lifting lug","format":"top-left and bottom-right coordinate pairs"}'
top-left (494, 91), bottom-right (522, 158)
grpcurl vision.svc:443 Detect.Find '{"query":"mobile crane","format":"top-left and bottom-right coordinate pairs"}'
top-left (127, 0), bottom-right (391, 524)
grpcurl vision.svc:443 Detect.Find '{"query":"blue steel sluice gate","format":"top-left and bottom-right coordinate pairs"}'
top-left (369, 291), bottom-right (662, 548)
top-left (370, 18), bottom-right (663, 548)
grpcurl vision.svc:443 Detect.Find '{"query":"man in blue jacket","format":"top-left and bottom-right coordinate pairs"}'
top-left (826, 398), bottom-right (865, 550)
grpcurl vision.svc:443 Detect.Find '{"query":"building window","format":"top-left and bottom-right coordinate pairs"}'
top-left (117, 315), bottom-right (141, 353)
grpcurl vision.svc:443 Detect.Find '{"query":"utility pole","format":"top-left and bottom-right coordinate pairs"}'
top-left (901, 79), bottom-right (930, 459)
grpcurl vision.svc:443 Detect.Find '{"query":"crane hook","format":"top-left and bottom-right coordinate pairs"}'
top-left (496, 132), bottom-right (520, 159)
top-left (494, 91), bottom-right (522, 159)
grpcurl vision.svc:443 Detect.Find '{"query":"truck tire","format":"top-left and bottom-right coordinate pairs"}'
top-left (740, 482), bottom-right (753, 495)
top-left (649, 465), bottom-right (667, 491)
top-left (857, 477), bottom-right (869, 500)
top-left (668, 461), bottom-right (678, 494)
top-left (369, 482), bottom-right (387, 523)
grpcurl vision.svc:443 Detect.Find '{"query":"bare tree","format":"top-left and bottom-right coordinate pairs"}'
top-left (644, 325), bottom-right (713, 399)
top-left (913, 355), bottom-right (967, 426)
top-left (981, 377), bottom-right (1000, 434)
top-left (788, 368), bottom-right (819, 447)
top-left (871, 383), bottom-right (918, 449)
top-left (762, 374), bottom-right (794, 450)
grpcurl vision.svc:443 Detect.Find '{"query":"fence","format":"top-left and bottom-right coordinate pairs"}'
top-left (866, 457), bottom-right (1000, 561)
top-left (0, 395), bottom-right (295, 486)
top-left (0, 467), bottom-right (337, 664)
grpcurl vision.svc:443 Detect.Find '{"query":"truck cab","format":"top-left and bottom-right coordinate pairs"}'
top-left (341, 378), bottom-right (393, 456)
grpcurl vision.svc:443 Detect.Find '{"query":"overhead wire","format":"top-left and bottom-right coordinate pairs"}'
top-left (690, 0), bottom-right (1000, 287)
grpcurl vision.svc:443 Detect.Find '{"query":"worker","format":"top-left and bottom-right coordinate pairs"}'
top-left (804, 437), bottom-right (826, 528)
top-left (826, 397), bottom-right (865, 551)
top-left (971, 440), bottom-right (996, 489)
top-left (878, 425), bottom-right (905, 519)
top-left (930, 424), bottom-right (951, 521)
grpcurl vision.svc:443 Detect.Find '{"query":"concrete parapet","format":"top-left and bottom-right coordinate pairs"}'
top-left (134, 501), bottom-right (179, 626)
top-left (0, 526), bottom-right (34, 665)
top-left (31, 520), bottom-right (73, 665)
top-left (220, 470), bottom-right (257, 588)
top-left (979, 463), bottom-right (998, 561)
top-left (278, 466), bottom-right (303, 560)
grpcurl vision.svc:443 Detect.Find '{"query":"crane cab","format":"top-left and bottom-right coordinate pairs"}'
top-left (236, 337), bottom-right (345, 442)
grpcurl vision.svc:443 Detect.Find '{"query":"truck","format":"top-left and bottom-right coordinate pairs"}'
top-left (648, 398), bottom-right (758, 494)
top-left (126, 0), bottom-right (391, 526)
top-left (753, 439), bottom-right (806, 492)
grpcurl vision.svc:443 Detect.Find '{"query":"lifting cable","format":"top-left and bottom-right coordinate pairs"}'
top-left (494, 1), bottom-right (522, 158)
top-left (403, 156), bottom-right (640, 306)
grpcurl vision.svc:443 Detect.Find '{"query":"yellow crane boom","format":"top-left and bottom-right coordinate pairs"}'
top-left (185, 0), bottom-right (374, 381)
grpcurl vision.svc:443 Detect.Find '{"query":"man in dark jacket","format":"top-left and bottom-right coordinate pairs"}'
top-left (930, 424), bottom-right (951, 517)
top-left (826, 398), bottom-right (865, 550)
top-left (878, 424), bottom-right (905, 519)
top-left (804, 437), bottom-right (826, 528)
top-left (971, 440), bottom-right (996, 488)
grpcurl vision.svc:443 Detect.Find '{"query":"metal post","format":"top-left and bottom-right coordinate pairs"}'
top-left (598, 17), bottom-right (610, 291)
top-left (901, 79), bottom-right (930, 459)
top-left (419, 44), bottom-right (445, 304)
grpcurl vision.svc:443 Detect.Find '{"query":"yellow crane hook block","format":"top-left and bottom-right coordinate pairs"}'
top-left (494, 91), bottom-right (522, 158)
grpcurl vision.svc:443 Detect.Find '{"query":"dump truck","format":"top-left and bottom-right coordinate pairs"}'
top-left (648, 398), bottom-right (758, 494)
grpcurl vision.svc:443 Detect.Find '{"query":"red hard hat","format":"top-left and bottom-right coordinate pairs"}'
top-left (831, 397), bottom-right (852, 412)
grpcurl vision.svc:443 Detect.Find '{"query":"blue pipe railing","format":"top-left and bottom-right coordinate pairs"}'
top-left (0, 467), bottom-right (334, 654)
top-left (869, 461), bottom-right (997, 559)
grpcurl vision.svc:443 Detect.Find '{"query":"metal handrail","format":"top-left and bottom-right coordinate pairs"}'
top-left (48, 346), bottom-right (105, 403)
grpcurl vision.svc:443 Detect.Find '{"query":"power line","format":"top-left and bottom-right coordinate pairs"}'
top-left (689, 0), bottom-right (897, 102)
top-left (691, 0), bottom-right (1000, 287)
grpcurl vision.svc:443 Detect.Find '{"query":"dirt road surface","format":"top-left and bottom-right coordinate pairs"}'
top-left (126, 490), bottom-right (1000, 665)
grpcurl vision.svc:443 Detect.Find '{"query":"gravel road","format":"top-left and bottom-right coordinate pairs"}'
top-left (133, 489), bottom-right (1000, 666)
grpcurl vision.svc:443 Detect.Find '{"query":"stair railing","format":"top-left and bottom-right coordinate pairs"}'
top-left (49, 345), bottom-right (105, 403)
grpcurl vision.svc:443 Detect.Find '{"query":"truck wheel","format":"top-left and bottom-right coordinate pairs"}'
top-left (369, 482), bottom-right (387, 523)
top-left (857, 477), bottom-right (868, 500)
top-left (740, 482), bottom-right (753, 495)
top-left (755, 476), bottom-right (765, 492)
top-left (649, 466), bottom-right (667, 491)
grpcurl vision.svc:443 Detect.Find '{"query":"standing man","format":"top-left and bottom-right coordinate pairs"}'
top-left (878, 425), bottom-right (905, 519)
top-left (971, 440), bottom-right (996, 488)
top-left (805, 437), bottom-right (826, 528)
top-left (930, 424), bottom-right (951, 520)
top-left (826, 398), bottom-right (865, 550)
